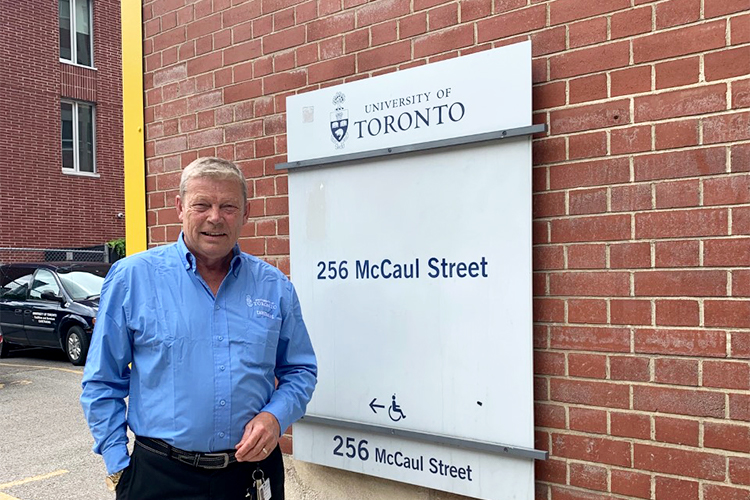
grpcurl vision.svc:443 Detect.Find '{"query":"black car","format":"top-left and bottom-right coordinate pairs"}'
top-left (0, 262), bottom-right (111, 365)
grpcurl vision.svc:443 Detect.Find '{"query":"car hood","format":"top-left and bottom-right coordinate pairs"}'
top-left (77, 297), bottom-right (100, 308)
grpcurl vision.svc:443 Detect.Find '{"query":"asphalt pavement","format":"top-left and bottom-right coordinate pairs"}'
top-left (0, 348), bottom-right (113, 500)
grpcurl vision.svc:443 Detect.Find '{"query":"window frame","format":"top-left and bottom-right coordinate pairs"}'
top-left (59, 0), bottom-right (94, 68)
top-left (61, 100), bottom-right (98, 176)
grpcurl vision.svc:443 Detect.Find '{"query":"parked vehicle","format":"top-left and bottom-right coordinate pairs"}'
top-left (0, 262), bottom-right (111, 365)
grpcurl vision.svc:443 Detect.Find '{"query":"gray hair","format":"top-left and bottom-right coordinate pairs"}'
top-left (179, 157), bottom-right (248, 209)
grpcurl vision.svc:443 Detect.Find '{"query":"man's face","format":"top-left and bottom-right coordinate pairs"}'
top-left (176, 176), bottom-right (248, 265)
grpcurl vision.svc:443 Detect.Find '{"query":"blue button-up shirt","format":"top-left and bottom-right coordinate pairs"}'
top-left (81, 235), bottom-right (317, 474)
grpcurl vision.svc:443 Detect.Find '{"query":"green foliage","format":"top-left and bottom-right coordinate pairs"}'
top-left (107, 238), bottom-right (126, 259)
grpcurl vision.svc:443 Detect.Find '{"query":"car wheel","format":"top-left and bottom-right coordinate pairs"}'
top-left (0, 336), bottom-right (9, 358)
top-left (65, 326), bottom-right (89, 366)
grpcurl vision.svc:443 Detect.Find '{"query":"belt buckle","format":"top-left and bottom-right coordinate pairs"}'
top-left (202, 452), bottom-right (230, 468)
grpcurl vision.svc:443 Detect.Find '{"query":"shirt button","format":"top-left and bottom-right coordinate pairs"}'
top-left (219, 432), bottom-right (225, 438)
top-left (220, 365), bottom-right (226, 371)
top-left (218, 336), bottom-right (224, 341)
top-left (215, 305), bottom-right (220, 310)
top-left (220, 400), bottom-right (226, 406)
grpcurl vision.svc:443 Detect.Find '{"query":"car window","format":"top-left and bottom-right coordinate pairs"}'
top-left (58, 270), bottom-right (105, 300)
top-left (29, 269), bottom-right (61, 300)
top-left (0, 272), bottom-right (32, 300)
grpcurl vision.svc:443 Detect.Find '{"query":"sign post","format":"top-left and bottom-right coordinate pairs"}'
top-left (280, 41), bottom-right (546, 500)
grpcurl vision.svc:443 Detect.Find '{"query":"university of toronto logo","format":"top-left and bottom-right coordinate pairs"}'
top-left (330, 92), bottom-right (349, 149)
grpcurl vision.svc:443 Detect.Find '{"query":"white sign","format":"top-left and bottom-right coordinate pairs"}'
top-left (286, 41), bottom-right (532, 162)
top-left (287, 42), bottom-right (535, 500)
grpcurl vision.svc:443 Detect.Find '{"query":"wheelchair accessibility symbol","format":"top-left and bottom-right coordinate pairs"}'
top-left (388, 394), bottom-right (406, 422)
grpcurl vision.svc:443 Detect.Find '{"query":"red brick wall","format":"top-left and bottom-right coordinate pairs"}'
top-left (141, 1), bottom-right (750, 499)
top-left (0, 0), bottom-right (124, 251)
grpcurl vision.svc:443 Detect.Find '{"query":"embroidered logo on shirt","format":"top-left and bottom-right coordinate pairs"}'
top-left (246, 295), bottom-right (279, 319)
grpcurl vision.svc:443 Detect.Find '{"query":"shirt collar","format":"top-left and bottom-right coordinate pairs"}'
top-left (176, 232), bottom-right (243, 277)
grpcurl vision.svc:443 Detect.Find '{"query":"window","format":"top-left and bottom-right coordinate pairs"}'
top-left (59, 0), bottom-right (93, 66)
top-left (29, 270), bottom-right (62, 301)
top-left (61, 101), bottom-right (96, 174)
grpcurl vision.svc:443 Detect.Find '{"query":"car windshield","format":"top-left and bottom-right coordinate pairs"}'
top-left (58, 270), bottom-right (106, 301)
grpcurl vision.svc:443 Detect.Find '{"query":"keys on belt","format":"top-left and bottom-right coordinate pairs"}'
top-left (135, 436), bottom-right (237, 469)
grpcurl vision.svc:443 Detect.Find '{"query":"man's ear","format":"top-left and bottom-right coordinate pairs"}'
top-left (176, 195), bottom-right (184, 222)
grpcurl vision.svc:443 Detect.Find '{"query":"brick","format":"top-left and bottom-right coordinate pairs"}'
top-left (610, 299), bottom-right (652, 325)
top-left (611, 126), bottom-right (652, 155)
top-left (656, 56), bottom-right (701, 90)
top-left (611, 66), bottom-right (652, 97)
top-left (730, 457), bottom-right (750, 486)
top-left (637, 269), bottom-right (728, 297)
top-left (262, 26), bottom-right (305, 54)
top-left (550, 0), bottom-right (630, 24)
top-left (655, 300), bottom-right (700, 326)
top-left (536, 457), bottom-right (566, 484)
top-left (569, 407), bottom-right (608, 434)
top-left (654, 357), bottom-right (700, 386)
top-left (357, 0), bottom-right (409, 27)
top-left (635, 209), bottom-right (729, 239)
top-left (533, 82), bottom-right (566, 110)
top-left (705, 0), bottom-right (750, 18)
top-left (569, 462), bottom-right (608, 491)
top-left (358, 41), bottom-right (411, 71)
top-left (568, 17), bottom-right (607, 49)
top-left (186, 12), bottom-right (221, 39)
top-left (534, 298), bottom-right (565, 323)
top-left (705, 422), bottom-right (750, 453)
top-left (735, 270), bottom-right (750, 296)
top-left (308, 55), bottom-right (355, 84)
top-left (610, 242), bottom-right (651, 269)
top-left (550, 158), bottom-right (630, 190)
top-left (732, 144), bottom-right (750, 172)
top-left (656, 0), bottom-right (700, 29)
top-left (704, 359), bottom-right (750, 389)
top-left (550, 326), bottom-right (631, 351)
top-left (655, 179), bottom-right (700, 209)
top-left (706, 47), bottom-right (750, 81)
top-left (655, 119), bottom-right (699, 149)
top-left (706, 301), bottom-right (750, 328)
top-left (634, 444), bottom-right (726, 480)
top-left (551, 215), bottom-right (631, 243)
top-left (568, 187), bottom-right (607, 214)
top-left (225, 80), bottom-right (263, 104)
top-left (705, 176), bottom-right (750, 206)
top-left (610, 184), bottom-right (652, 212)
top-left (655, 416), bottom-right (700, 446)
top-left (736, 206), bottom-right (750, 234)
top-left (531, 26), bottom-right (567, 56)
top-left (550, 41), bottom-right (630, 79)
top-left (264, 70), bottom-right (307, 94)
top-left (568, 352), bottom-right (607, 378)
top-left (732, 13), bottom-right (750, 44)
top-left (611, 411), bottom-right (651, 438)
top-left (535, 403), bottom-right (566, 429)
top-left (634, 20), bottom-right (727, 63)
top-left (552, 433), bottom-right (632, 466)
top-left (460, 0), bottom-right (492, 22)
top-left (704, 111), bottom-right (750, 144)
top-left (655, 240), bottom-right (700, 267)
top-left (535, 376), bottom-right (549, 401)
top-left (567, 244), bottom-right (607, 269)
top-left (534, 245), bottom-right (565, 270)
top-left (655, 476), bottom-right (699, 500)
top-left (427, 3), bottom-right (458, 30)
top-left (730, 394), bottom-right (750, 421)
top-left (550, 272), bottom-right (631, 297)
top-left (308, 12), bottom-right (355, 41)
top-left (570, 75), bottom-right (608, 105)
top-left (636, 84), bottom-right (727, 122)
top-left (705, 238), bottom-right (750, 266)
top-left (476, 5), bottom-right (546, 43)
top-left (704, 485), bottom-right (750, 500)
top-left (398, 12), bottom-right (427, 38)
top-left (611, 469), bottom-right (652, 499)
top-left (734, 79), bottom-right (750, 109)
top-left (551, 100), bottom-right (630, 134)
top-left (635, 385), bottom-right (725, 417)
top-left (611, 6), bottom-right (652, 39)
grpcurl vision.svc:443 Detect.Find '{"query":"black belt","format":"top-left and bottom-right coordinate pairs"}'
top-left (135, 436), bottom-right (238, 469)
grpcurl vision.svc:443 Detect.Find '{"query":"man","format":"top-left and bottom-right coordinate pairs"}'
top-left (81, 157), bottom-right (317, 500)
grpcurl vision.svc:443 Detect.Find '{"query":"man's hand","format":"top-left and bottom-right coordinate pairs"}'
top-left (234, 412), bottom-right (281, 462)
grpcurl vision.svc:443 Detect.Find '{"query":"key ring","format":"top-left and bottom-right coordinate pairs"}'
top-left (252, 467), bottom-right (265, 482)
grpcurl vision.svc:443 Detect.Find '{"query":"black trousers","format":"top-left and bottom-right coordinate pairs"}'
top-left (116, 440), bottom-right (285, 500)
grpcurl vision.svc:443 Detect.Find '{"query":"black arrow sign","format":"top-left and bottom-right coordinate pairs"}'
top-left (369, 398), bottom-right (385, 413)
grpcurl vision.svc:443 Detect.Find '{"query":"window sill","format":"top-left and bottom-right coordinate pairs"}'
top-left (62, 169), bottom-right (99, 178)
top-left (60, 59), bottom-right (97, 71)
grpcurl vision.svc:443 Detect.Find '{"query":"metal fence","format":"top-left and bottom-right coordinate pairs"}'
top-left (0, 245), bottom-right (115, 265)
